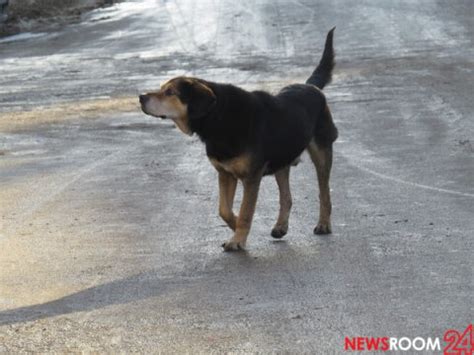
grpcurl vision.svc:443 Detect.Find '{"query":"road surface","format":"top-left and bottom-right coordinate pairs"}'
top-left (0, 0), bottom-right (473, 352)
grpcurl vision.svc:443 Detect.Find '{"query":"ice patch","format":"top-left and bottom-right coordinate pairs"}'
top-left (0, 32), bottom-right (47, 44)
top-left (84, 0), bottom-right (160, 24)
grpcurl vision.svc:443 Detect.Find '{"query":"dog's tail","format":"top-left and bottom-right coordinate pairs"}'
top-left (306, 27), bottom-right (335, 90)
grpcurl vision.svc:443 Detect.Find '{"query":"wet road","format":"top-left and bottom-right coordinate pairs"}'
top-left (1, 0), bottom-right (473, 352)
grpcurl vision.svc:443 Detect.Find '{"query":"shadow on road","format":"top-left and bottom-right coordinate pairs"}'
top-left (0, 272), bottom-right (175, 326)
top-left (0, 244), bottom-right (308, 326)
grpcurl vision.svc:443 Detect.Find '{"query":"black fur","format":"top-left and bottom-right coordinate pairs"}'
top-left (179, 28), bottom-right (338, 176)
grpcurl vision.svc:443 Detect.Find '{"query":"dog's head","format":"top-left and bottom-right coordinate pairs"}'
top-left (139, 77), bottom-right (216, 135)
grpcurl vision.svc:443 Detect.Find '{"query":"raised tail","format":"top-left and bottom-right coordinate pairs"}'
top-left (306, 27), bottom-right (335, 90)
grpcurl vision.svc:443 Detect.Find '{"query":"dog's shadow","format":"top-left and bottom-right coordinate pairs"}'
top-left (0, 239), bottom-right (317, 327)
top-left (0, 271), bottom-right (174, 326)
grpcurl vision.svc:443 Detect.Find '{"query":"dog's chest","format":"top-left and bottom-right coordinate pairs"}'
top-left (209, 154), bottom-right (252, 178)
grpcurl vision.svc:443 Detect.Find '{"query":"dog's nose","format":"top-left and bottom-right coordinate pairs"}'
top-left (139, 94), bottom-right (149, 105)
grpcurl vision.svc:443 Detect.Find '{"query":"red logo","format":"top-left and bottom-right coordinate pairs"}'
top-left (343, 324), bottom-right (473, 353)
top-left (444, 324), bottom-right (473, 355)
top-left (344, 337), bottom-right (389, 351)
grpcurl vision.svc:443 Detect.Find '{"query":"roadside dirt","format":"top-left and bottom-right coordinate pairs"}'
top-left (0, 96), bottom-right (138, 131)
top-left (1, 0), bottom-right (116, 36)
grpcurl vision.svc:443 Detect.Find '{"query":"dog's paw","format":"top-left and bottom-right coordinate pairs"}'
top-left (271, 225), bottom-right (288, 239)
top-left (221, 239), bottom-right (246, 252)
top-left (314, 223), bottom-right (332, 235)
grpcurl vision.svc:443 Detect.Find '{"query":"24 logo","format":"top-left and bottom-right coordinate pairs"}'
top-left (444, 324), bottom-right (473, 355)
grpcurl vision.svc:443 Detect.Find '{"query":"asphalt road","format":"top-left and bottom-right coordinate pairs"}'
top-left (1, 0), bottom-right (473, 352)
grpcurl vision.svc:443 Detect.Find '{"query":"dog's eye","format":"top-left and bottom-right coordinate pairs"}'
top-left (164, 88), bottom-right (174, 96)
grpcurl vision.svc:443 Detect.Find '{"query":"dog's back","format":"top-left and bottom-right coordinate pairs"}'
top-left (253, 85), bottom-right (323, 174)
top-left (253, 27), bottom-right (338, 174)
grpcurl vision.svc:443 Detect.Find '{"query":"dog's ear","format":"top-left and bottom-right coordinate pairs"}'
top-left (187, 81), bottom-right (216, 120)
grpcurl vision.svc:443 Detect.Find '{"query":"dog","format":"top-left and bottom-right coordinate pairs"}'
top-left (139, 28), bottom-right (338, 251)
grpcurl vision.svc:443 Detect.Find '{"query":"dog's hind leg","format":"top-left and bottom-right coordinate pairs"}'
top-left (307, 140), bottom-right (333, 234)
top-left (218, 171), bottom-right (238, 231)
top-left (271, 166), bottom-right (292, 239)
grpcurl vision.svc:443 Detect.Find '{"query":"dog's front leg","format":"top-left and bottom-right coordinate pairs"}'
top-left (222, 175), bottom-right (261, 251)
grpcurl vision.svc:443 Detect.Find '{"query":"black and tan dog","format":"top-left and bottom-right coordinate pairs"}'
top-left (140, 28), bottom-right (338, 251)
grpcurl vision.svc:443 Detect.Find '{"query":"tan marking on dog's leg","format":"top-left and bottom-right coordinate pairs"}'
top-left (222, 175), bottom-right (261, 251)
top-left (218, 171), bottom-right (237, 231)
top-left (307, 140), bottom-right (333, 234)
top-left (271, 166), bottom-right (292, 239)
